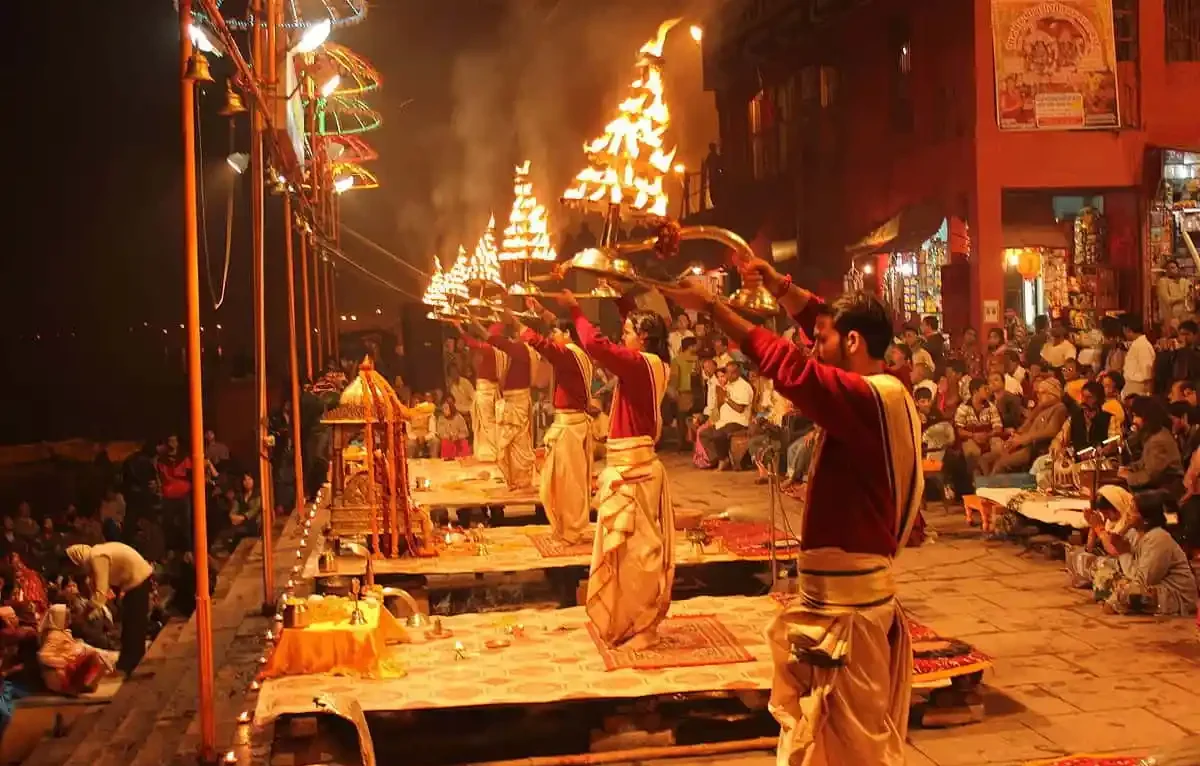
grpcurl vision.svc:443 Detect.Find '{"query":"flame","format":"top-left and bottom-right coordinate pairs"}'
top-left (562, 19), bottom-right (680, 218)
top-left (501, 161), bottom-right (557, 263)
top-left (445, 247), bottom-right (472, 300)
top-left (422, 256), bottom-right (448, 308)
top-left (466, 217), bottom-right (505, 288)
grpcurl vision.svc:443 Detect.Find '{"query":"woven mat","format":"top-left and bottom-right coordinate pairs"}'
top-left (530, 533), bottom-right (593, 558)
top-left (587, 615), bottom-right (755, 671)
top-left (700, 518), bottom-right (799, 558)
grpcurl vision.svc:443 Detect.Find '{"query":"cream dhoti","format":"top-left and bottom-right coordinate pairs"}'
top-left (472, 379), bottom-right (501, 462)
top-left (496, 387), bottom-right (535, 490)
top-left (586, 436), bottom-right (675, 647)
top-left (766, 549), bottom-right (911, 766)
top-left (539, 410), bottom-right (593, 544)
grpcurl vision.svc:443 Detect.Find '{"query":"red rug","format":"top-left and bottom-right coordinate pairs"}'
top-left (700, 518), bottom-right (799, 558)
top-left (530, 533), bottom-right (593, 558)
top-left (587, 615), bottom-right (755, 671)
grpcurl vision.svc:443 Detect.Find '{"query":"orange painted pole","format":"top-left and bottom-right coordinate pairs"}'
top-left (284, 198), bottom-right (306, 516)
top-left (331, 193), bottom-right (341, 362)
top-left (178, 0), bottom-right (216, 758)
top-left (251, 0), bottom-right (276, 611)
top-left (299, 229), bottom-right (313, 380)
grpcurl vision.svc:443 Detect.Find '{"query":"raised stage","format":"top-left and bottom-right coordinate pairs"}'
top-left (255, 595), bottom-right (991, 721)
top-left (406, 457), bottom-right (541, 510)
top-left (303, 521), bottom-right (798, 579)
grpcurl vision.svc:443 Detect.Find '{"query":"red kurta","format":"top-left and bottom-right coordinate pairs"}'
top-left (521, 329), bottom-right (590, 410)
top-left (571, 307), bottom-right (659, 439)
top-left (462, 333), bottom-right (503, 384)
top-left (743, 301), bottom-right (900, 557)
top-left (487, 325), bottom-right (532, 390)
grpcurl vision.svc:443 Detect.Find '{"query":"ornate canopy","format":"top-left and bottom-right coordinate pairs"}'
top-left (322, 358), bottom-right (402, 424)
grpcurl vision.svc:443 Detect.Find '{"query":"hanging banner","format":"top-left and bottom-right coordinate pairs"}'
top-left (991, 0), bottom-right (1120, 131)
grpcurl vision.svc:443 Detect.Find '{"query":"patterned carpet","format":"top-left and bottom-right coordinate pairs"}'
top-left (588, 615), bottom-right (755, 671)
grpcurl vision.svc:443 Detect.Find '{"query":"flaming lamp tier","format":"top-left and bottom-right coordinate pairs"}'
top-left (501, 161), bottom-right (557, 263)
top-left (422, 256), bottom-right (448, 308)
top-left (445, 247), bottom-right (472, 302)
top-left (561, 19), bottom-right (680, 219)
top-left (465, 215), bottom-right (506, 293)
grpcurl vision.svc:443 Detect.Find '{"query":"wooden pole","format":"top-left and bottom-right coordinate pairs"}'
top-left (178, 0), bottom-right (215, 758)
top-left (284, 196), bottom-right (305, 517)
top-left (453, 737), bottom-right (777, 766)
top-left (300, 229), bottom-right (313, 380)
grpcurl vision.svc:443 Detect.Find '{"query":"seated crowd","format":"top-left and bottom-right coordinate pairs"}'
top-left (0, 427), bottom-right (267, 726)
top-left (899, 311), bottom-right (1198, 618)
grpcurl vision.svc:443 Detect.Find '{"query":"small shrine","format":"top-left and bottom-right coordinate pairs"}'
top-left (321, 357), bottom-right (435, 558)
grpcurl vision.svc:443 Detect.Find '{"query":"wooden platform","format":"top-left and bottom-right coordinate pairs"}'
top-left (406, 458), bottom-right (541, 510)
top-left (255, 595), bottom-right (990, 723)
top-left (303, 522), bottom-right (797, 580)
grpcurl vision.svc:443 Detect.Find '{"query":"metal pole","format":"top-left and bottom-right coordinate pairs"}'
top-left (284, 197), bottom-right (306, 516)
top-left (178, 0), bottom-right (215, 757)
top-left (299, 229), bottom-right (313, 380)
top-left (251, 0), bottom-right (276, 610)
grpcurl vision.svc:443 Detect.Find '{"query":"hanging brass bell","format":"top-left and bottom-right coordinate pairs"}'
top-left (218, 81), bottom-right (247, 116)
top-left (184, 51), bottom-right (214, 84)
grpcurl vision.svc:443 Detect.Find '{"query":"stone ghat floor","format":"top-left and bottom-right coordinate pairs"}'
top-left (645, 454), bottom-right (1200, 766)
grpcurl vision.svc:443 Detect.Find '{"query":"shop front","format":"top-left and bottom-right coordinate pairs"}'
top-left (1001, 191), bottom-right (1128, 338)
top-left (843, 202), bottom-right (954, 329)
top-left (1147, 149), bottom-right (1200, 329)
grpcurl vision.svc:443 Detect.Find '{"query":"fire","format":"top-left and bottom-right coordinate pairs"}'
top-left (562, 18), bottom-right (681, 218)
top-left (422, 256), bottom-right (448, 308)
top-left (445, 247), bottom-right (471, 300)
top-left (466, 215), bottom-right (504, 288)
top-left (501, 161), bottom-right (557, 263)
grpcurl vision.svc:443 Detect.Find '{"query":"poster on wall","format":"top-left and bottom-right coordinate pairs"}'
top-left (991, 0), bottom-right (1120, 131)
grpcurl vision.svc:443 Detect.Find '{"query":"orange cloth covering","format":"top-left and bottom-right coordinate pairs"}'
top-left (263, 600), bottom-right (410, 679)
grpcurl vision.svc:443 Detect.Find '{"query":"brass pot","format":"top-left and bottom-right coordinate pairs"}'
top-left (564, 247), bottom-right (637, 282)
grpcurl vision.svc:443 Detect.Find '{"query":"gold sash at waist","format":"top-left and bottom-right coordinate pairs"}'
top-left (477, 380), bottom-right (499, 394)
top-left (794, 548), bottom-right (897, 613)
top-left (553, 410), bottom-right (591, 426)
top-left (605, 436), bottom-right (657, 468)
top-left (503, 387), bottom-right (531, 401)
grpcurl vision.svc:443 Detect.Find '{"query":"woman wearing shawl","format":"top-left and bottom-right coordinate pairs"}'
top-left (551, 292), bottom-right (674, 650)
top-left (37, 604), bottom-right (110, 696)
top-left (1067, 487), bottom-right (1197, 616)
top-left (435, 398), bottom-right (472, 459)
top-left (66, 542), bottom-right (153, 677)
top-left (521, 303), bottom-right (596, 545)
top-left (9, 552), bottom-right (49, 619)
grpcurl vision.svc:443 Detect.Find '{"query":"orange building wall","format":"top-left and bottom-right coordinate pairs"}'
top-left (970, 0), bottom-right (1200, 332)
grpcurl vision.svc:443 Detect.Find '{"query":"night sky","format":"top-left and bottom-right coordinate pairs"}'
top-left (3, 0), bottom-right (716, 442)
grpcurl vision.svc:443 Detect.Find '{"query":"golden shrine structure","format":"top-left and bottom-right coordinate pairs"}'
top-left (321, 357), bottom-right (435, 559)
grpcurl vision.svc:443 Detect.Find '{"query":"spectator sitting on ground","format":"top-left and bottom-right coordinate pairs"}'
top-left (1120, 396), bottom-right (1183, 492)
top-left (981, 377), bottom-right (1068, 476)
top-left (1071, 488), bottom-right (1196, 616)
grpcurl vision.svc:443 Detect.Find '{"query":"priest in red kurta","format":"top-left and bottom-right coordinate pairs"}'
top-left (522, 303), bottom-right (596, 544)
top-left (460, 328), bottom-right (508, 463)
top-left (486, 321), bottom-right (538, 490)
top-left (664, 264), bottom-right (922, 766)
top-left (550, 292), bottom-right (675, 650)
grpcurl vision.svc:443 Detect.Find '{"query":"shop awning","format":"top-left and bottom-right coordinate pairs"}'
top-left (845, 201), bottom-right (945, 256)
top-left (1002, 222), bottom-right (1070, 249)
